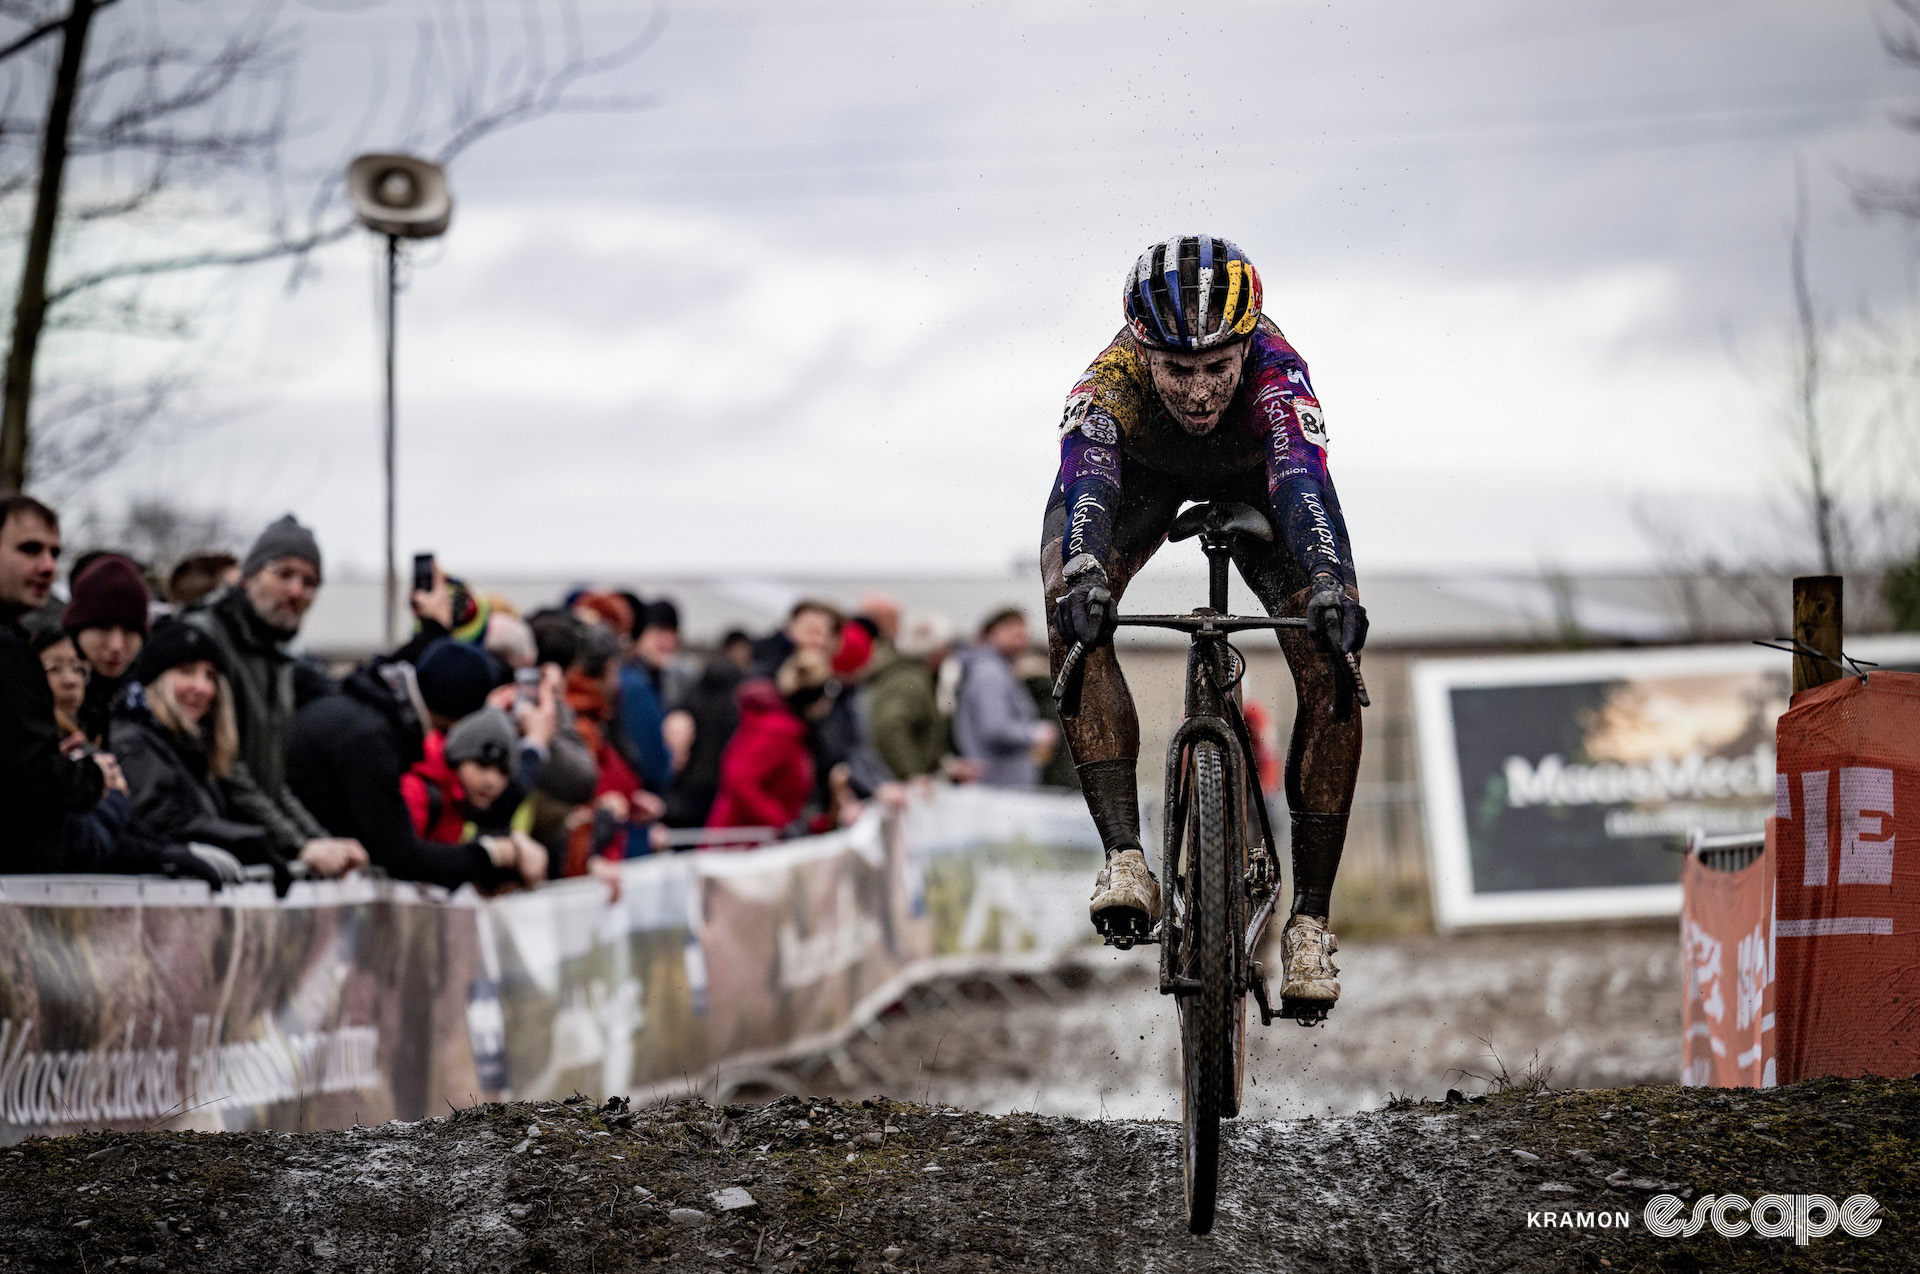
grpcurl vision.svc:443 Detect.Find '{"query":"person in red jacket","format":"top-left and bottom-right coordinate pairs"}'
top-left (705, 649), bottom-right (836, 840)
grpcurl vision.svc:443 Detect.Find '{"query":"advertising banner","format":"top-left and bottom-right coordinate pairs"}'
top-left (1770, 672), bottom-right (1920, 1083)
top-left (1413, 636), bottom-right (1920, 929)
top-left (0, 787), bottom-right (1099, 1140)
top-left (0, 875), bottom-right (489, 1137)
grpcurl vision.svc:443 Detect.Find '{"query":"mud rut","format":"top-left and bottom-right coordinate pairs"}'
top-left (0, 1077), bottom-right (1912, 1273)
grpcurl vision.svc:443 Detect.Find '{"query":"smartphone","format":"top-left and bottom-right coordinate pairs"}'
top-left (514, 665), bottom-right (541, 706)
top-left (412, 552), bottom-right (435, 594)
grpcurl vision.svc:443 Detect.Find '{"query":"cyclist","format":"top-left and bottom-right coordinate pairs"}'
top-left (1044, 235), bottom-right (1366, 1010)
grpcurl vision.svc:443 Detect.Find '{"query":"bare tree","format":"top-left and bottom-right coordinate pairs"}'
top-left (1787, 166), bottom-right (1840, 575)
top-left (0, 0), bottom-right (663, 493)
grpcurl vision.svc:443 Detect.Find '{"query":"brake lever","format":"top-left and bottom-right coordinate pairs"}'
top-left (1053, 640), bottom-right (1088, 718)
top-left (1343, 651), bottom-right (1371, 708)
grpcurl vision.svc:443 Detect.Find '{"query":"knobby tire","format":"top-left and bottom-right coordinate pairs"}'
top-left (1179, 739), bottom-right (1233, 1235)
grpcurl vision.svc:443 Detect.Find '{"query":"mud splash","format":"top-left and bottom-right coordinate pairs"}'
top-left (1, 1077), bottom-right (1910, 1272)
top-left (799, 927), bottom-right (1680, 1120)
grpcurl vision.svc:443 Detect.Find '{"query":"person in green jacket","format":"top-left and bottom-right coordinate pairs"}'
top-left (863, 609), bottom-right (953, 781)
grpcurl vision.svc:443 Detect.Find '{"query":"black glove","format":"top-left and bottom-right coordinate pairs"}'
top-left (1307, 575), bottom-right (1368, 654)
top-left (159, 844), bottom-right (228, 891)
top-left (1055, 556), bottom-right (1118, 647)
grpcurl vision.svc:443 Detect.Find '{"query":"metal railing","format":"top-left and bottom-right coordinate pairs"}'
top-left (1688, 829), bottom-right (1766, 873)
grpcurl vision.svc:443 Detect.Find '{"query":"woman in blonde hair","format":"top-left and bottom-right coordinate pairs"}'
top-left (107, 620), bottom-right (272, 866)
top-left (108, 622), bottom-right (369, 883)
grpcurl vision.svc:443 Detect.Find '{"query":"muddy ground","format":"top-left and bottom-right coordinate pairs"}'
top-left (0, 1078), bottom-right (1912, 1272)
top-left (798, 926), bottom-right (1680, 1119)
top-left (4, 928), bottom-right (1904, 1272)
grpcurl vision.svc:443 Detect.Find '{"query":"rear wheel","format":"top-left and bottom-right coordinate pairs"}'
top-left (1177, 739), bottom-right (1234, 1235)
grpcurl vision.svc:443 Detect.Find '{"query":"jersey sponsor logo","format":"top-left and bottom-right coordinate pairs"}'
top-left (1300, 490), bottom-right (1341, 566)
top-left (1066, 490), bottom-right (1106, 559)
top-left (1058, 386), bottom-right (1093, 437)
top-left (1080, 412), bottom-right (1118, 445)
top-left (1287, 366), bottom-right (1310, 389)
top-left (1294, 399), bottom-right (1328, 449)
top-left (1083, 446), bottom-right (1116, 470)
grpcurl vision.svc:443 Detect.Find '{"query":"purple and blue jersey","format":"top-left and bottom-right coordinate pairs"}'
top-left (1055, 318), bottom-right (1355, 588)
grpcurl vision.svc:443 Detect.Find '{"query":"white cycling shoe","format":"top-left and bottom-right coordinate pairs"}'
top-left (1279, 914), bottom-right (1341, 1004)
top-left (1090, 848), bottom-right (1162, 941)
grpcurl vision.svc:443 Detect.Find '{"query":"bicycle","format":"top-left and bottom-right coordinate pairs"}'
top-left (1052, 500), bottom-right (1368, 1235)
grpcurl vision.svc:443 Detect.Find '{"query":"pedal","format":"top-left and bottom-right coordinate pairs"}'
top-left (1280, 996), bottom-right (1331, 1028)
top-left (1095, 906), bottom-right (1154, 949)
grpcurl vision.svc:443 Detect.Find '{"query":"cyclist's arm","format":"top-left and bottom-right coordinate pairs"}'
top-left (1056, 363), bottom-right (1130, 569)
top-left (1059, 426), bottom-right (1121, 568)
top-left (1258, 360), bottom-right (1356, 589)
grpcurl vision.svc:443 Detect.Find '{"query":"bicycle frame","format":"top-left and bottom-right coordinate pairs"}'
top-left (1123, 535), bottom-right (1300, 1020)
top-left (1052, 500), bottom-right (1360, 1022)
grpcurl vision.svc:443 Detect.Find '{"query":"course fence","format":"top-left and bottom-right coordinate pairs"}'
top-left (0, 787), bottom-right (1102, 1140)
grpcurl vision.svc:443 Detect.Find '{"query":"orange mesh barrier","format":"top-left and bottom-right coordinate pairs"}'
top-left (1680, 832), bottom-right (1774, 1087)
top-left (1771, 672), bottom-right (1920, 1083)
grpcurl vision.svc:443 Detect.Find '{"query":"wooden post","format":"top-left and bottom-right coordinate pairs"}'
top-left (1792, 575), bottom-right (1843, 695)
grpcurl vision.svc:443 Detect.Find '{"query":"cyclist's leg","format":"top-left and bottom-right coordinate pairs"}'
top-left (1223, 475), bottom-right (1362, 927)
top-left (1041, 459), bottom-right (1184, 864)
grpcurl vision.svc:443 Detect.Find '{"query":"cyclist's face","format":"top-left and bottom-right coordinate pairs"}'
top-left (1144, 343), bottom-right (1248, 436)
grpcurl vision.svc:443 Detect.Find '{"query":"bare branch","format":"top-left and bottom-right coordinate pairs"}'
top-left (0, 0), bottom-right (122, 66)
top-left (43, 216), bottom-right (355, 306)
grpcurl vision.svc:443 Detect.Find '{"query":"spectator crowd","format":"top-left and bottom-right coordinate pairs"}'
top-left (0, 494), bottom-right (1074, 895)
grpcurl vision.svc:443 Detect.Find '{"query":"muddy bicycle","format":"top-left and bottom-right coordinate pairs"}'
top-left (1053, 500), bottom-right (1368, 1235)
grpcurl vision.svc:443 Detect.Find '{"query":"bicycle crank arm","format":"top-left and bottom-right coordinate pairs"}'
top-left (1249, 962), bottom-right (1280, 1026)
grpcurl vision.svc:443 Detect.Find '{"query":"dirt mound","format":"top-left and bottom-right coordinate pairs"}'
top-left (1, 1077), bottom-right (1911, 1272)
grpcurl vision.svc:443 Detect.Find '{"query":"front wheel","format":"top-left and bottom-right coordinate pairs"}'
top-left (1176, 739), bottom-right (1234, 1235)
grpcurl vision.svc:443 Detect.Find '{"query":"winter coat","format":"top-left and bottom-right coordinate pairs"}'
top-left (565, 668), bottom-right (614, 758)
top-left (75, 669), bottom-right (127, 748)
top-left (401, 731), bottom-right (469, 845)
top-left (404, 730), bottom-right (544, 847)
top-left (537, 699), bottom-right (599, 806)
top-left (812, 685), bottom-right (893, 799)
top-left (0, 609), bottom-right (105, 871)
top-left (183, 587), bottom-right (330, 848)
top-left (615, 661), bottom-right (673, 792)
top-left (953, 643), bottom-right (1042, 788)
top-left (864, 641), bottom-right (945, 780)
top-left (705, 680), bottom-right (817, 836)
top-left (108, 687), bottom-right (274, 862)
top-left (664, 656), bottom-right (743, 828)
top-left (286, 663), bottom-right (512, 891)
top-left (748, 630), bottom-right (796, 680)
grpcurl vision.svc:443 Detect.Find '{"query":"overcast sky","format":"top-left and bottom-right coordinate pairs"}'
top-left (79, 0), bottom-right (1920, 579)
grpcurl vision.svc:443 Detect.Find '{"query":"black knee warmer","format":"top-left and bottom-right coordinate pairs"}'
top-left (1077, 759), bottom-right (1142, 858)
top-left (1289, 811), bottom-right (1348, 920)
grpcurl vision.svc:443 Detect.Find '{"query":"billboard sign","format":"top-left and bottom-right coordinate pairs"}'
top-left (1413, 636), bottom-right (1920, 929)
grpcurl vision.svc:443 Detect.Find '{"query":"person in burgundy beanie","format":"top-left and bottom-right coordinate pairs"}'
top-left (64, 554), bottom-right (150, 745)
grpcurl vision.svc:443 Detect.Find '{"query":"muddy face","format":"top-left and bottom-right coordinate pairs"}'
top-left (1144, 342), bottom-right (1249, 436)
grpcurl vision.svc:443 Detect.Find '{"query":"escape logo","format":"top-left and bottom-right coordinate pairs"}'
top-left (1644, 1193), bottom-right (1881, 1245)
top-left (1524, 1194), bottom-right (1881, 1245)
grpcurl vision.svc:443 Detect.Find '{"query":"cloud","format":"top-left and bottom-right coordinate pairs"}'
top-left (77, 0), bottom-right (1920, 579)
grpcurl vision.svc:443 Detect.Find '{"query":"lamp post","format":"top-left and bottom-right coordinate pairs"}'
top-left (346, 153), bottom-right (452, 647)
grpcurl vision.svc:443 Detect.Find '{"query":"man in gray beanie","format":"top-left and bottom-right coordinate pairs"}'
top-left (184, 512), bottom-right (347, 860)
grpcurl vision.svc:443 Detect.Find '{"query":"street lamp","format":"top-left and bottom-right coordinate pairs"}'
top-left (345, 153), bottom-right (452, 647)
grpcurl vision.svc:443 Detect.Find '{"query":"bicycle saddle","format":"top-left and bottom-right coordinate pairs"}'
top-left (1167, 501), bottom-right (1274, 544)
